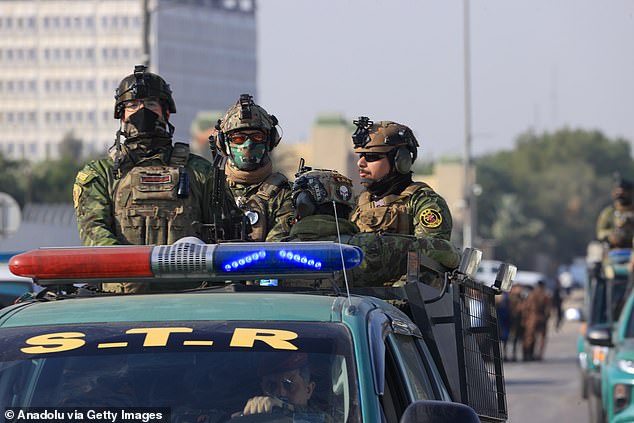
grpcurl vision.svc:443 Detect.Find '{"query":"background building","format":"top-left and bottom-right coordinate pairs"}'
top-left (0, 0), bottom-right (256, 161)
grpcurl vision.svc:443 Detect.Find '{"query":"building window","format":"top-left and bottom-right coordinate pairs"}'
top-left (7, 81), bottom-right (14, 92)
top-left (85, 48), bottom-right (94, 60)
top-left (64, 80), bottom-right (72, 91)
top-left (101, 16), bottom-right (108, 29)
top-left (29, 143), bottom-right (37, 155)
top-left (28, 112), bottom-right (36, 123)
top-left (27, 17), bottom-right (35, 30)
top-left (88, 111), bottom-right (96, 122)
top-left (85, 16), bottom-right (94, 29)
top-left (75, 111), bottom-right (83, 122)
top-left (52, 17), bottom-right (60, 29)
top-left (74, 16), bottom-right (81, 28)
top-left (45, 111), bottom-right (51, 122)
top-left (63, 16), bottom-right (71, 29)
top-left (102, 110), bottom-right (109, 122)
top-left (65, 111), bottom-right (72, 122)
top-left (6, 17), bottom-right (12, 29)
top-left (86, 80), bottom-right (95, 92)
top-left (7, 143), bottom-right (14, 154)
top-left (29, 80), bottom-right (36, 92)
top-left (102, 47), bottom-right (108, 59)
top-left (43, 17), bottom-right (50, 29)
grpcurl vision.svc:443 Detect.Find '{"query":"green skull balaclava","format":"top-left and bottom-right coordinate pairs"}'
top-left (228, 137), bottom-right (268, 171)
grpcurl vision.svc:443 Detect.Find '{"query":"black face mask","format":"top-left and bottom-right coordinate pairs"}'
top-left (616, 196), bottom-right (633, 206)
top-left (124, 107), bottom-right (166, 139)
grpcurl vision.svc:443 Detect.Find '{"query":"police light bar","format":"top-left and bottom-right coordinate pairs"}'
top-left (9, 241), bottom-right (363, 284)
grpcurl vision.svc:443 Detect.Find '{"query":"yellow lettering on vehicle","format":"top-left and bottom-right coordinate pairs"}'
top-left (21, 332), bottom-right (86, 354)
top-left (230, 328), bottom-right (298, 350)
top-left (126, 327), bottom-right (193, 346)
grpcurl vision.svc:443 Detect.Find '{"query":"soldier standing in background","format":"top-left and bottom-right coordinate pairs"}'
top-left (73, 65), bottom-right (242, 293)
top-left (596, 176), bottom-right (634, 249)
top-left (522, 280), bottom-right (552, 361)
top-left (507, 284), bottom-right (526, 361)
top-left (216, 94), bottom-right (294, 242)
top-left (189, 111), bottom-right (220, 162)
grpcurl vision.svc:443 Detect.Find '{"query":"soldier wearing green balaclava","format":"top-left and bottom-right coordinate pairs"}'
top-left (216, 94), bottom-right (294, 241)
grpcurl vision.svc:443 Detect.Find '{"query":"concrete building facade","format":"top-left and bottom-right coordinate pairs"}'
top-left (0, 0), bottom-right (256, 161)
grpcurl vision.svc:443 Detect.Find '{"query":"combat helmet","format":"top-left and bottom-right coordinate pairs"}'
top-left (352, 117), bottom-right (419, 174)
top-left (292, 159), bottom-right (355, 219)
top-left (114, 64), bottom-right (176, 120)
top-left (217, 94), bottom-right (280, 153)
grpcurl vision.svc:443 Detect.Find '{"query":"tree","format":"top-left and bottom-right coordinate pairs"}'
top-left (476, 128), bottom-right (634, 270)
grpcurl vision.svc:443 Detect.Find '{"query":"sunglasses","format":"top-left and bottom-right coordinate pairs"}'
top-left (229, 132), bottom-right (266, 145)
top-left (262, 377), bottom-right (297, 395)
top-left (359, 152), bottom-right (386, 163)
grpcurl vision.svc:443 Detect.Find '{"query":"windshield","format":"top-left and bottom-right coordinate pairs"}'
top-left (0, 321), bottom-right (360, 423)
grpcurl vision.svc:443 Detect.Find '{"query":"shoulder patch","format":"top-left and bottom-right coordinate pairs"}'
top-left (75, 170), bottom-right (92, 184)
top-left (73, 184), bottom-right (82, 209)
top-left (420, 208), bottom-right (442, 228)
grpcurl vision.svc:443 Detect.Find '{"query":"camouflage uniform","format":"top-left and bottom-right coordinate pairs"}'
top-left (73, 65), bottom-right (241, 293)
top-left (522, 282), bottom-right (552, 361)
top-left (596, 205), bottom-right (634, 249)
top-left (596, 177), bottom-right (634, 248)
top-left (74, 143), bottom-right (217, 246)
top-left (189, 110), bottom-right (222, 162)
top-left (350, 118), bottom-right (457, 270)
top-left (286, 167), bottom-right (460, 287)
top-left (217, 94), bottom-right (294, 241)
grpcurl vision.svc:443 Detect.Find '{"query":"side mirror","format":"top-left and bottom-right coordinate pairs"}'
top-left (586, 325), bottom-right (612, 347)
top-left (493, 263), bottom-right (516, 292)
top-left (400, 400), bottom-right (480, 423)
top-left (458, 248), bottom-right (482, 278)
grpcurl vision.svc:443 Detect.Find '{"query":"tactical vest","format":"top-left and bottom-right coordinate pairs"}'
top-left (351, 182), bottom-right (429, 234)
top-left (112, 143), bottom-right (202, 245)
top-left (612, 208), bottom-right (634, 248)
top-left (233, 172), bottom-right (288, 241)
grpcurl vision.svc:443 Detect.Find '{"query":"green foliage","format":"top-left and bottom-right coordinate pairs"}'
top-left (0, 132), bottom-right (86, 206)
top-left (476, 128), bottom-right (634, 269)
top-left (0, 153), bottom-right (28, 206)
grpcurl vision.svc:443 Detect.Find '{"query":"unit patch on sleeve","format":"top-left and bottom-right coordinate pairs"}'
top-left (420, 208), bottom-right (442, 228)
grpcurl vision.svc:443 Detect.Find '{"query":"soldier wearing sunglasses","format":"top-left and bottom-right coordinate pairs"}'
top-left (349, 118), bottom-right (457, 284)
top-left (215, 94), bottom-right (294, 241)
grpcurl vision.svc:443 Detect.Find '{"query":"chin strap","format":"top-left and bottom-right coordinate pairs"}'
top-left (112, 126), bottom-right (124, 180)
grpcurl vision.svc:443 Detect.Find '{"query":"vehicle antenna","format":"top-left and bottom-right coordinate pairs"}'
top-left (332, 200), bottom-right (352, 305)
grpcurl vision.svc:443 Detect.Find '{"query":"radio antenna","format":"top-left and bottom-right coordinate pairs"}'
top-left (332, 200), bottom-right (352, 306)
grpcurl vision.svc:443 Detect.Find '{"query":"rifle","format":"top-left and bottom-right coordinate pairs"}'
top-left (203, 125), bottom-right (249, 242)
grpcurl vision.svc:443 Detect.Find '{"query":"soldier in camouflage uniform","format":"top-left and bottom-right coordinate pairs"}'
top-left (287, 164), bottom-right (460, 286)
top-left (73, 65), bottom-right (241, 293)
top-left (596, 177), bottom-right (634, 249)
top-left (216, 94), bottom-right (294, 241)
top-left (349, 117), bottom-right (455, 254)
top-left (189, 110), bottom-right (221, 162)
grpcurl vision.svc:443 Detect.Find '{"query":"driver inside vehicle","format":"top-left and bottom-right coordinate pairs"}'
top-left (235, 352), bottom-right (318, 418)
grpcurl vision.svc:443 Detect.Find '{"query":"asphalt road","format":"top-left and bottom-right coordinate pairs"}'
top-left (505, 291), bottom-right (588, 423)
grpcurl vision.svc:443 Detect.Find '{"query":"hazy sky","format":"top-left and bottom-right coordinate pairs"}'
top-left (257, 1), bottom-right (634, 160)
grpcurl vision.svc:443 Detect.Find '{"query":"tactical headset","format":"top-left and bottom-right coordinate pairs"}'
top-left (215, 94), bottom-right (281, 155)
